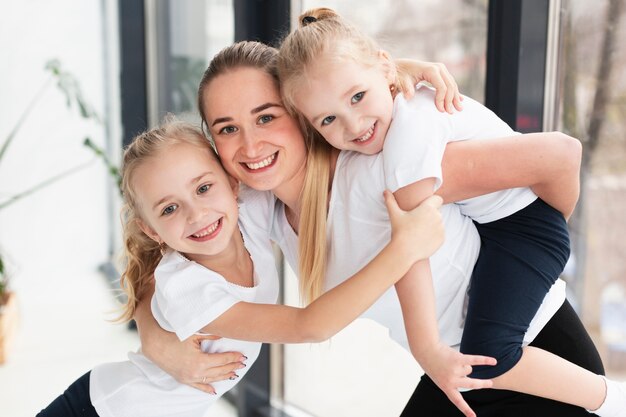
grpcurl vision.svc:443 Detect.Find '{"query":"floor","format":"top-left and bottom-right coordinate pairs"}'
top-left (0, 265), bottom-right (237, 417)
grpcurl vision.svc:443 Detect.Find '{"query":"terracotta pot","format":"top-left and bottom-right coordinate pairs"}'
top-left (0, 292), bottom-right (18, 364)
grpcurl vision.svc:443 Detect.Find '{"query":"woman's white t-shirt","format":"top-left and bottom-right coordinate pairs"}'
top-left (384, 85), bottom-right (538, 224)
top-left (270, 150), bottom-right (566, 351)
top-left (89, 206), bottom-right (279, 417)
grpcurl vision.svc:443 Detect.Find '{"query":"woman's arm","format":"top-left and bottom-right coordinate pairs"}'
top-left (202, 193), bottom-right (444, 344)
top-left (438, 132), bottom-right (582, 219)
top-left (134, 281), bottom-right (246, 393)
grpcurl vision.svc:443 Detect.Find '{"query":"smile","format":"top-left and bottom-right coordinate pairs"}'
top-left (242, 152), bottom-right (277, 171)
top-left (353, 122), bottom-right (377, 144)
top-left (189, 218), bottom-right (222, 241)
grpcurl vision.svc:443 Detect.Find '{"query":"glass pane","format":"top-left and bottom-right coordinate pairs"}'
top-left (153, 0), bottom-right (234, 121)
top-left (556, 0), bottom-right (626, 377)
top-left (282, 2), bottom-right (488, 415)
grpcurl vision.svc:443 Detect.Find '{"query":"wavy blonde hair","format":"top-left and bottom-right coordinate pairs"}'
top-left (277, 7), bottom-right (400, 114)
top-left (117, 119), bottom-right (217, 322)
top-left (197, 41), bottom-right (332, 304)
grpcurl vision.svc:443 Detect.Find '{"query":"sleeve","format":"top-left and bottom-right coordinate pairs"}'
top-left (237, 184), bottom-right (275, 237)
top-left (383, 88), bottom-right (453, 193)
top-left (152, 254), bottom-right (241, 341)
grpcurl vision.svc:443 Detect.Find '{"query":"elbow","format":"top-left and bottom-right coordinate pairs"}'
top-left (552, 131), bottom-right (582, 173)
top-left (296, 314), bottom-right (335, 343)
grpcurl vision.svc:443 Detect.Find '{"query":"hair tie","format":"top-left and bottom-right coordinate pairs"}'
top-left (301, 15), bottom-right (317, 26)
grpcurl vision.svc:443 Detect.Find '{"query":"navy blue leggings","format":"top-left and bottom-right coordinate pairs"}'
top-left (460, 198), bottom-right (571, 378)
top-left (36, 371), bottom-right (99, 417)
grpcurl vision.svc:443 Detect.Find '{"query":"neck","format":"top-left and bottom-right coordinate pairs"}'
top-left (186, 229), bottom-right (252, 285)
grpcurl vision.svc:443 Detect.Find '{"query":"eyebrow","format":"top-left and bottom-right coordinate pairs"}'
top-left (211, 102), bottom-right (282, 127)
top-left (151, 171), bottom-right (214, 211)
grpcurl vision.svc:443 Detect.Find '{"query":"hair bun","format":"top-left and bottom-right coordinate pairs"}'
top-left (301, 15), bottom-right (317, 26)
top-left (298, 7), bottom-right (339, 28)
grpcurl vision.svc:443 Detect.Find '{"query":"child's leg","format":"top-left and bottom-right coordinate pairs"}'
top-left (461, 198), bottom-right (570, 379)
top-left (460, 199), bottom-right (619, 412)
top-left (402, 300), bottom-right (602, 417)
top-left (36, 371), bottom-right (100, 417)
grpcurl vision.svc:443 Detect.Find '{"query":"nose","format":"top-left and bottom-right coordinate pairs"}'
top-left (345, 114), bottom-right (362, 137)
top-left (240, 129), bottom-right (263, 157)
top-left (187, 204), bottom-right (208, 225)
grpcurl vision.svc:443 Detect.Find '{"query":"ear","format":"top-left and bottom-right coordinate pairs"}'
top-left (378, 49), bottom-right (397, 86)
top-left (137, 219), bottom-right (162, 244)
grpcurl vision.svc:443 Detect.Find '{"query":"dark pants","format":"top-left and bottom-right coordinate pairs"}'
top-left (36, 371), bottom-right (99, 417)
top-left (461, 198), bottom-right (571, 378)
top-left (401, 299), bottom-right (604, 417)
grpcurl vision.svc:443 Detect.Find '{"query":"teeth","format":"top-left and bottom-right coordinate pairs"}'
top-left (245, 153), bottom-right (276, 170)
top-left (192, 219), bottom-right (220, 238)
top-left (355, 124), bottom-right (375, 143)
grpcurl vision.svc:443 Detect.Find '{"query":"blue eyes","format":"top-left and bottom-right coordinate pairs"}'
top-left (219, 126), bottom-right (237, 134)
top-left (258, 115), bottom-right (273, 124)
top-left (162, 204), bottom-right (178, 216)
top-left (351, 91), bottom-right (365, 103)
top-left (159, 184), bottom-right (211, 216)
top-left (320, 91), bottom-right (366, 127)
top-left (321, 115), bottom-right (336, 126)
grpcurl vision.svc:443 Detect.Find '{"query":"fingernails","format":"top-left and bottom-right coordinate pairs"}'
top-left (238, 362), bottom-right (247, 369)
top-left (229, 374), bottom-right (240, 380)
top-left (210, 390), bottom-right (217, 396)
top-left (239, 355), bottom-right (248, 361)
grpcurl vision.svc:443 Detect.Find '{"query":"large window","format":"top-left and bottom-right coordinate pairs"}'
top-left (555, 0), bottom-right (626, 377)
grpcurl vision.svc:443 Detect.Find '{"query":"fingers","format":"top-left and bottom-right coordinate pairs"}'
top-left (189, 382), bottom-right (217, 395)
top-left (460, 376), bottom-right (494, 390)
top-left (399, 73), bottom-right (416, 99)
top-left (465, 355), bottom-right (497, 367)
top-left (383, 190), bottom-right (401, 216)
top-left (447, 391), bottom-right (476, 417)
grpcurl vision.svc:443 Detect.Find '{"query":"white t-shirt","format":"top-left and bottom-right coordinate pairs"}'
top-left (89, 206), bottom-right (279, 417)
top-left (384, 85), bottom-right (538, 224)
top-left (270, 150), bottom-right (565, 351)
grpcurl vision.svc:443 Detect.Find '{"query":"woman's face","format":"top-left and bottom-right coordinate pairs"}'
top-left (202, 67), bottom-right (308, 193)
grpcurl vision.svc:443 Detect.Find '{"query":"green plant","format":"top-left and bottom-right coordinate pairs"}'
top-left (0, 59), bottom-right (102, 300)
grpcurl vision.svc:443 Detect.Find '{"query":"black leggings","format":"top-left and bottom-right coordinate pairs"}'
top-left (36, 371), bottom-right (99, 417)
top-left (401, 299), bottom-right (604, 417)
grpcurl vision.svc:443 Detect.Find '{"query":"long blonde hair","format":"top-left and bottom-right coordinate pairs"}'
top-left (197, 41), bottom-right (332, 304)
top-left (277, 7), bottom-right (400, 113)
top-left (118, 119), bottom-right (217, 322)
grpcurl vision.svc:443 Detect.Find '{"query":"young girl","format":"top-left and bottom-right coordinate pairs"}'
top-left (37, 119), bottom-right (447, 417)
top-left (276, 8), bottom-right (625, 417)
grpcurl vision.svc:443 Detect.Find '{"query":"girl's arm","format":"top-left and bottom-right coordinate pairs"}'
top-left (438, 132), bottom-right (582, 219)
top-left (393, 180), bottom-right (495, 417)
top-left (201, 193), bottom-right (444, 343)
top-left (134, 282), bottom-right (246, 393)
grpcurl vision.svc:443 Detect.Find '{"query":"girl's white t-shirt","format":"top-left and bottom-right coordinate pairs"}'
top-left (270, 150), bottom-right (566, 351)
top-left (89, 202), bottom-right (279, 417)
top-left (384, 85), bottom-right (538, 224)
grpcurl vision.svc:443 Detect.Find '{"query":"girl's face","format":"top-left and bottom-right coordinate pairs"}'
top-left (291, 53), bottom-right (395, 155)
top-left (202, 67), bottom-right (308, 193)
top-left (133, 142), bottom-right (240, 264)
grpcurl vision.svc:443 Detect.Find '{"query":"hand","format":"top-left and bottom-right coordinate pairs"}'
top-left (143, 334), bottom-right (247, 394)
top-left (394, 59), bottom-right (463, 113)
top-left (420, 343), bottom-right (496, 417)
top-left (384, 192), bottom-right (445, 263)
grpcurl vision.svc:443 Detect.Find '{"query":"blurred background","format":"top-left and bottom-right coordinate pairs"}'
top-left (0, 0), bottom-right (624, 416)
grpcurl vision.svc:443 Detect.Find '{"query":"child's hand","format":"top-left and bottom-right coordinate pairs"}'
top-left (384, 191), bottom-right (444, 263)
top-left (421, 343), bottom-right (497, 417)
top-left (394, 58), bottom-right (464, 113)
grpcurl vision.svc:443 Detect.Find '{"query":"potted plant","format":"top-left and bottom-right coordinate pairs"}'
top-left (0, 59), bottom-right (102, 363)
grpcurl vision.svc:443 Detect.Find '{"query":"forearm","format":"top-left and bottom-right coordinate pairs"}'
top-left (438, 132), bottom-right (582, 218)
top-left (395, 260), bottom-right (441, 363)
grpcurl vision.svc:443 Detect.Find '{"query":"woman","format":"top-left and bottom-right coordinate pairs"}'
top-left (137, 41), bottom-right (605, 416)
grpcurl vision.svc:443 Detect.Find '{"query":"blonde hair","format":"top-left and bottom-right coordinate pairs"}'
top-left (277, 7), bottom-right (399, 113)
top-left (197, 41), bottom-right (331, 304)
top-left (118, 118), bottom-right (217, 322)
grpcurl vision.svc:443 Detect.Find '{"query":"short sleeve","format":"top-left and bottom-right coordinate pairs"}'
top-left (152, 252), bottom-right (241, 341)
top-left (237, 184), bottom-right (275, 237)
top-left (383, 87), bottom-right (452, 192)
